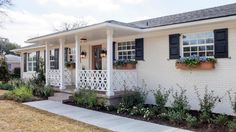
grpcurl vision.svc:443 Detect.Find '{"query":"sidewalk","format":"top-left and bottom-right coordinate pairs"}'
top-left (24, 100), bottom-right (191, 132)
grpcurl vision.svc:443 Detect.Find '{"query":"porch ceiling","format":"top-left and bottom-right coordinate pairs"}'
top-left (27, 23), bottom-right (142, 45)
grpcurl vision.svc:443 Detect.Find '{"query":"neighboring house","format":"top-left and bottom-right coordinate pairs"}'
top-left (5, 54), bottom-right (21, 73)
top-left (12, 3), bottom-right (236, 115)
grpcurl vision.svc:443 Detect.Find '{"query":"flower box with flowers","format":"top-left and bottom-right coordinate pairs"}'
top-left (176, 55), bottom-right (217, 70)
top-left (113, 60), bottom-right (137, 70)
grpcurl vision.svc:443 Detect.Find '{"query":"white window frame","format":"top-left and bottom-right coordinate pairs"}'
top-left (27, 52), bottom-right (36, 72)
top-left (181, 31), bottom-right (215, 57)
top-left (68, 48), bottom-right (75, 62)
top-left (117, 41), bottom-right (135, 60)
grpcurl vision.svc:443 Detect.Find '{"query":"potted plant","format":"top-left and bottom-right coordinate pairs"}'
top-left (113, 60), bottom-right (137, 70)
top-left (113, 60), bottom-right (126, 69)
top-left (65, 62), bottom-right (76, 69)
top-left (176, 55), bottom-right (217, 70)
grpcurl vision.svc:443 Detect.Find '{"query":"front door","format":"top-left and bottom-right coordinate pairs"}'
top-left (92, 45), bottom-right (102, 70)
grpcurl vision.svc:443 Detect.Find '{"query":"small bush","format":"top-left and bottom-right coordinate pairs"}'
top-left (8, 79), bottom-right (25, 88)
top-left (153, 85), bottom-right (171, 113)
top-left (32, 85), bottom-right (54, 98)
top-left (142, 107), bottom-right (155, 120)
top-left (195, 86), bottom-right (220, 123)
top-left (4, 85), bottom-right (33, 102)
top-left (185, 114), bottom-right (198, 128)
top-left (129, 105), bottom-right (143, 116)
top-left (228, 119), bottom-right (236, 131)
top-left (168, 110), bottom-right (186, 124)
top-left (212, 114), bottom-right (228, 126)
top-left (0, 83), bottom-right (15, 90)
top-left (171, 86), bottom-right (190, 113)
top-left (227, 90), bottom-right (236, 114)
top-left (117, 102), bottom-right (130, 114)
top-left (73, 88), bottom-right (98, 108)
top-left (12, 67), bottom-right (21, 78)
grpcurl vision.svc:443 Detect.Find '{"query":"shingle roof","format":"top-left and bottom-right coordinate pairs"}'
top-left (130, 3), bottom-right (236, 29)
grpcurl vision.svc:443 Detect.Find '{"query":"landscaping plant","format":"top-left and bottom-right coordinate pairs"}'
top-left (195, 86), bottom-right (220, 123)
top-left (153, 85), bottom-right (171, 113)
top-left (73, 88), bottom-right (98, 108)
top-left (212, 114), bottom-right (228, 127)
top-left (185, 114), bottom-right (198, 128)
top-left (4, 85), bottom-right (33, 102)
top-left (227, 90), bottom-right (236, 114)
top-left (0, 83), bottom-right (15, 90)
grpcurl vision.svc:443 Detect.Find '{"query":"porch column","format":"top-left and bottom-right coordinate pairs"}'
top-left (75, 35), bottom-right (80, 89)
top-left (59, 38), bottom-right (65, 90)
top-left (106, 29), bottom-right (114, 96)
top-left (45, 42), bottom-right (50, 85)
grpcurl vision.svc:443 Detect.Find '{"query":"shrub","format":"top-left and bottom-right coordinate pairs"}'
top-left (129, 105), bottom-right (143, 116)
top-left (8, 79), bottom-right (25, 88)
top-left (171, 86), bottom-right (190, 113)
top-left (168, 110), bottom-right (186, 124)
top-left (185, 114), bottom-right (198, 128)
top-left (228, 119), bottom-right (236, 131)
top-left (4, 85), bottom-right (33, 102)
top-left (153, 85), bottom-right (171, 113)
top-left (195, 86), bottom-right (220, 123)
top-left (31, 84), bottom-right (54, 98)
top-left (227, 90), bottom-right (236, 114)
top-left (12, 67), bottom-right (20, 78)
top-left (73, 88), bottom-right (98, 108)
top-left (0, 58), bottom-right (10, 82)
top-left (0, 83), bottom-right (15, 90)
top-left (142, 107), bottom-right (155, 120)
top-left (117, 102), bottom-right (130, 114)
top-left (212, 114), bottom-right (228, 126)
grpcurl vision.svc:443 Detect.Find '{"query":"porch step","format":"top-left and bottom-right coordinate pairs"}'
top-left (48, 92), bottom-right (72, 102)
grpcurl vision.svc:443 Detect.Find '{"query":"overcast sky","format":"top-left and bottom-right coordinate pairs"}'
top-left (1, 0), bottom-right (236, 46)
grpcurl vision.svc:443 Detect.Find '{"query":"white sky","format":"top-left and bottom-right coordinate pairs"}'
top-left (0, 0), bottom-right (236, 46)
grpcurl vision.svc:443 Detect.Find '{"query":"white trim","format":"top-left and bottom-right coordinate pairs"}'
top-left (11, 45), bottom-right (45, 52)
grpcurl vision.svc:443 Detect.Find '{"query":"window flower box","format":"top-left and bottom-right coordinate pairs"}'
top-left (113, 60), bottom-right (137, 70)
top-left (176, 55), bottom-right (216, 70)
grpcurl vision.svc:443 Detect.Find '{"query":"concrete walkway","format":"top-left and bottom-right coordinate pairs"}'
top-left (24, 100), bottom-right (191, 132)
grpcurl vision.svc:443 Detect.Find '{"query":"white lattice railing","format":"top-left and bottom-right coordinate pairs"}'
top-left (47, 69), bottom-right (72, 86)
top-left (78, 70), bottom-right (108, 91)
top-left (112, 70), bottom-right (138, 91)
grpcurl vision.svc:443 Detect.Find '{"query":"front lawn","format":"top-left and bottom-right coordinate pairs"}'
top-left (0, 100), bottom-right (109, 132)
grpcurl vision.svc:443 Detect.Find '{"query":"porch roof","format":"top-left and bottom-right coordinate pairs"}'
top-left (26, 21), bottom-right (143, 44)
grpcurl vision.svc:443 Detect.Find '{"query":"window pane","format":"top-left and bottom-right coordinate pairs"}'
top-left (199, 46), bottom-right (206, 51)
top-left (198, 39), bottom-right (205, 44)
top-left (183, 40), bottom-right (189, 45)
top-left (199, 52), bottom-right (205, 56)
top-left (191, 52), bottom-right (197, 56)
top-left (207, 45), bottom-right (214, 50)
top-left (183, 47), bottom-right (190, 52)
top-left (184, 53), bottom-right (190, 57)
top-left (190, 40), bottom-right (197, 45)
top-left (206, 38), bottom-right (214, 43)
top-left (191, 47), bottom-right (197, 51)
top-left (207, 52), bottom-right (214, 56)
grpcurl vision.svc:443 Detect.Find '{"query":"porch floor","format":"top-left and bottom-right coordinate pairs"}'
top-left (24, 100), bottom-right (191, 132)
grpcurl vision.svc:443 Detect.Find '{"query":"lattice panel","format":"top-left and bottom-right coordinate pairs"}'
top-left (112, 70), bottom-right (138, 91)
top-left (47, 69), bottom-right (72, 86)
top-left (78, 70), bottom-right (108, 91)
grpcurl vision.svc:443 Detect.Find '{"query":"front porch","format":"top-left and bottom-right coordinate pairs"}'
top-left (39, 26), bottom-right (141, 96)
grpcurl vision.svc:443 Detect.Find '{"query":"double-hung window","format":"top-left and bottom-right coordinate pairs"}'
top-left (117, 41), bottom-right (135, 60)
top-left (182, 32), bottom-right (214, 57)
top-left (28, 52), bottom-right (36, 72)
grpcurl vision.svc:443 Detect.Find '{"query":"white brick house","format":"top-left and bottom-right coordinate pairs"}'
top-left (13, 3), bottom-right (236, 115)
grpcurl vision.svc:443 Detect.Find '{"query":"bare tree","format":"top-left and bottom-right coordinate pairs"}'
top-left (54, 20), bottom-right (88, 31)
top-left (0, 0), bottom-right (12, 27)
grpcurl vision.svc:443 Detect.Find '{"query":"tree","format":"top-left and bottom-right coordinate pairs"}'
top-left (0, 0), bottom-right (12, 26)
top-left (54, 20), bottom-right (88, 31)
top-left (0, 38), bottom-right (20, 55)
top-left (0, 56), bottom-right (10, 82)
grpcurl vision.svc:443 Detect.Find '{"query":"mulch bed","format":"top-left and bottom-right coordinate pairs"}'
top-left (63, 99), bottom-right (232, 132)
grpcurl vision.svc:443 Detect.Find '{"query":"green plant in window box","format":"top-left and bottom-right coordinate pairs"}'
top-left (113, 60), bottom-right (137, 69)
top-left (176, 55), bottom-right (217, 70)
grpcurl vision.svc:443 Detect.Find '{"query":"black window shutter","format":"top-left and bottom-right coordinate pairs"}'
top-left (23, 53), bottom-right (27, 72)
top-left (169, 34), bottom-right (180, 59)
top-left (214, 28), bottom-right (228, 58)
top-left (65, 48), bottom-right (68, 63)
top-left (54, 48), bottom-right (59, 69)
top-left (135, 38), bottom-right (144, 61)
top-left (113, 42), bottom-right (116, 61)
top-left (36, 51), bottom-right (40, 72)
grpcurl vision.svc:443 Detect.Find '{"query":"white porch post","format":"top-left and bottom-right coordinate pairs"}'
top-left (75, 35), bottom-right (80, 89)
top-left (45, 42), bottom-right (50, 86)
top-left (106, 29), bottom-right (114, 96)
top-left (59, 38), bottom-right (65, 89)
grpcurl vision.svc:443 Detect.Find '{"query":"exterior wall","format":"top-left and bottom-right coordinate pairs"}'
top-left (137, 21), bottom-right (236, 115)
